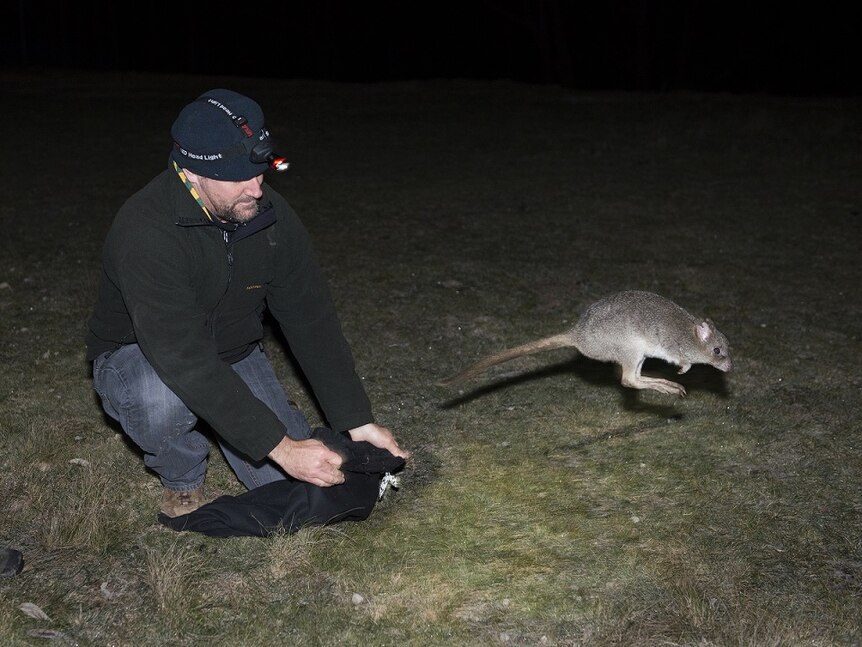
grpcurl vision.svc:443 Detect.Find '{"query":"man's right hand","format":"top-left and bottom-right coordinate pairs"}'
top-left (267, 436), bottom-right (345, 487)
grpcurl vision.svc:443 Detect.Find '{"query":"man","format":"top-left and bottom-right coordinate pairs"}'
top-left (86, 89), bottom-right (409, 518)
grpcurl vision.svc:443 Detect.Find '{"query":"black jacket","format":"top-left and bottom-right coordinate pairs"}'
top-left (86, 166), bottom-right (373, 460)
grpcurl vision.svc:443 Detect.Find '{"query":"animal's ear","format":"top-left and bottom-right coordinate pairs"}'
top-left (696, 320), bottom-right (712, 342)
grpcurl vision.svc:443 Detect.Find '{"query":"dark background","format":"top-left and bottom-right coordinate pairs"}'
top-left (3, 1), bottom-right (859, 96)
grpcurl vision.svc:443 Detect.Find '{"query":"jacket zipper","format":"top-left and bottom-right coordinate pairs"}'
top-left (208, 230), bottom-right (235, 338)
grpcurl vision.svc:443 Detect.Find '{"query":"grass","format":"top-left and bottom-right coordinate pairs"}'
top-left (1, 70), bottom-right (861, 645)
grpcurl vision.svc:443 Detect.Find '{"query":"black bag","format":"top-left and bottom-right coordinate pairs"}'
top-left (159, 428), bottom-right (405, 537)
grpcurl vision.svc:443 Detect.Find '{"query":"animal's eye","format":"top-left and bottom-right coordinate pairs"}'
top-left (713, 347), bottom-right (722, 356)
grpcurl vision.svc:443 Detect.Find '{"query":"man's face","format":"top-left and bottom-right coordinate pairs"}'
top-left (187, 172), bottom-right (265, 224)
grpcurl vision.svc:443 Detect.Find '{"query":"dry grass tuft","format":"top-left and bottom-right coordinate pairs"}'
top-left (144, 543), bottom-right (209, 631)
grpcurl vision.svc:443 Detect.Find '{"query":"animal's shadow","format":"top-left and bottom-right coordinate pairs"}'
top-left (437, 355), bottom-right (729, 418)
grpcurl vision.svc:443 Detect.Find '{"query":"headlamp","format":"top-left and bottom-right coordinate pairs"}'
top-left (249, 140), bottom-right (290, 172)
top-left (232, 112), bottom-right (289, 174)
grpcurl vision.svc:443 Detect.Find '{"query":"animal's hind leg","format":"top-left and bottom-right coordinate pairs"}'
top-left (619, 357), bottom-right (686, 397)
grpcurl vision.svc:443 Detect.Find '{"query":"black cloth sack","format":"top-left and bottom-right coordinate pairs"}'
top-left (158, 428), bottom-right (405, 537)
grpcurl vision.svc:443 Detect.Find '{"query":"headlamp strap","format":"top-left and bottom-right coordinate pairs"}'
top-left (233, 115), bottom-right (254, 138)
top-left (199, 95), bottom-right (255, 138)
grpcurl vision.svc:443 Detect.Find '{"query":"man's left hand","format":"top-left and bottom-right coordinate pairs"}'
top-left (348, 423), bottom-right (411, 460)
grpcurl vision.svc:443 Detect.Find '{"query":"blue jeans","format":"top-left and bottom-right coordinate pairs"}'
top-left (92, 344), bottom-right (312, 491)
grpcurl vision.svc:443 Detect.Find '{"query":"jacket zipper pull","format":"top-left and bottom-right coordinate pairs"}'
top-left (223, 230), bottom-right (234, 266)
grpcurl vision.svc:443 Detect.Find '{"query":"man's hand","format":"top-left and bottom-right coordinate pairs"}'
top-left (348, 423), bottom-right (411, 460)
top-left (267, 436), bottom-right (345, 487)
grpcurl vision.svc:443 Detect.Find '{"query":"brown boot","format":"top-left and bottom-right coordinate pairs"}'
top-left (160, 486), bottom-right (207, 518)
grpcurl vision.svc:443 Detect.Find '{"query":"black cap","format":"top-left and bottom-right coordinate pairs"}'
top-left (170, 89), bottom-right (276, 181)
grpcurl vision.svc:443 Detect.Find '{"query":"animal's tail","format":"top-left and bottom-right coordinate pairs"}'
top-left (438, 332), bottom-right (575, 386)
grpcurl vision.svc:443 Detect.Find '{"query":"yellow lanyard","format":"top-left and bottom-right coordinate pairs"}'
top-left (173, 160), bottom-right (214, 222)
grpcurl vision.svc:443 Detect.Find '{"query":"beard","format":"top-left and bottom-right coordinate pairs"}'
top-left (213, 197), bottom-right (260, 224)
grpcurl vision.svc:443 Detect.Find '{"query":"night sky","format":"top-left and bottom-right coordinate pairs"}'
top-left (3, 1), bottom-right (860, 96)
